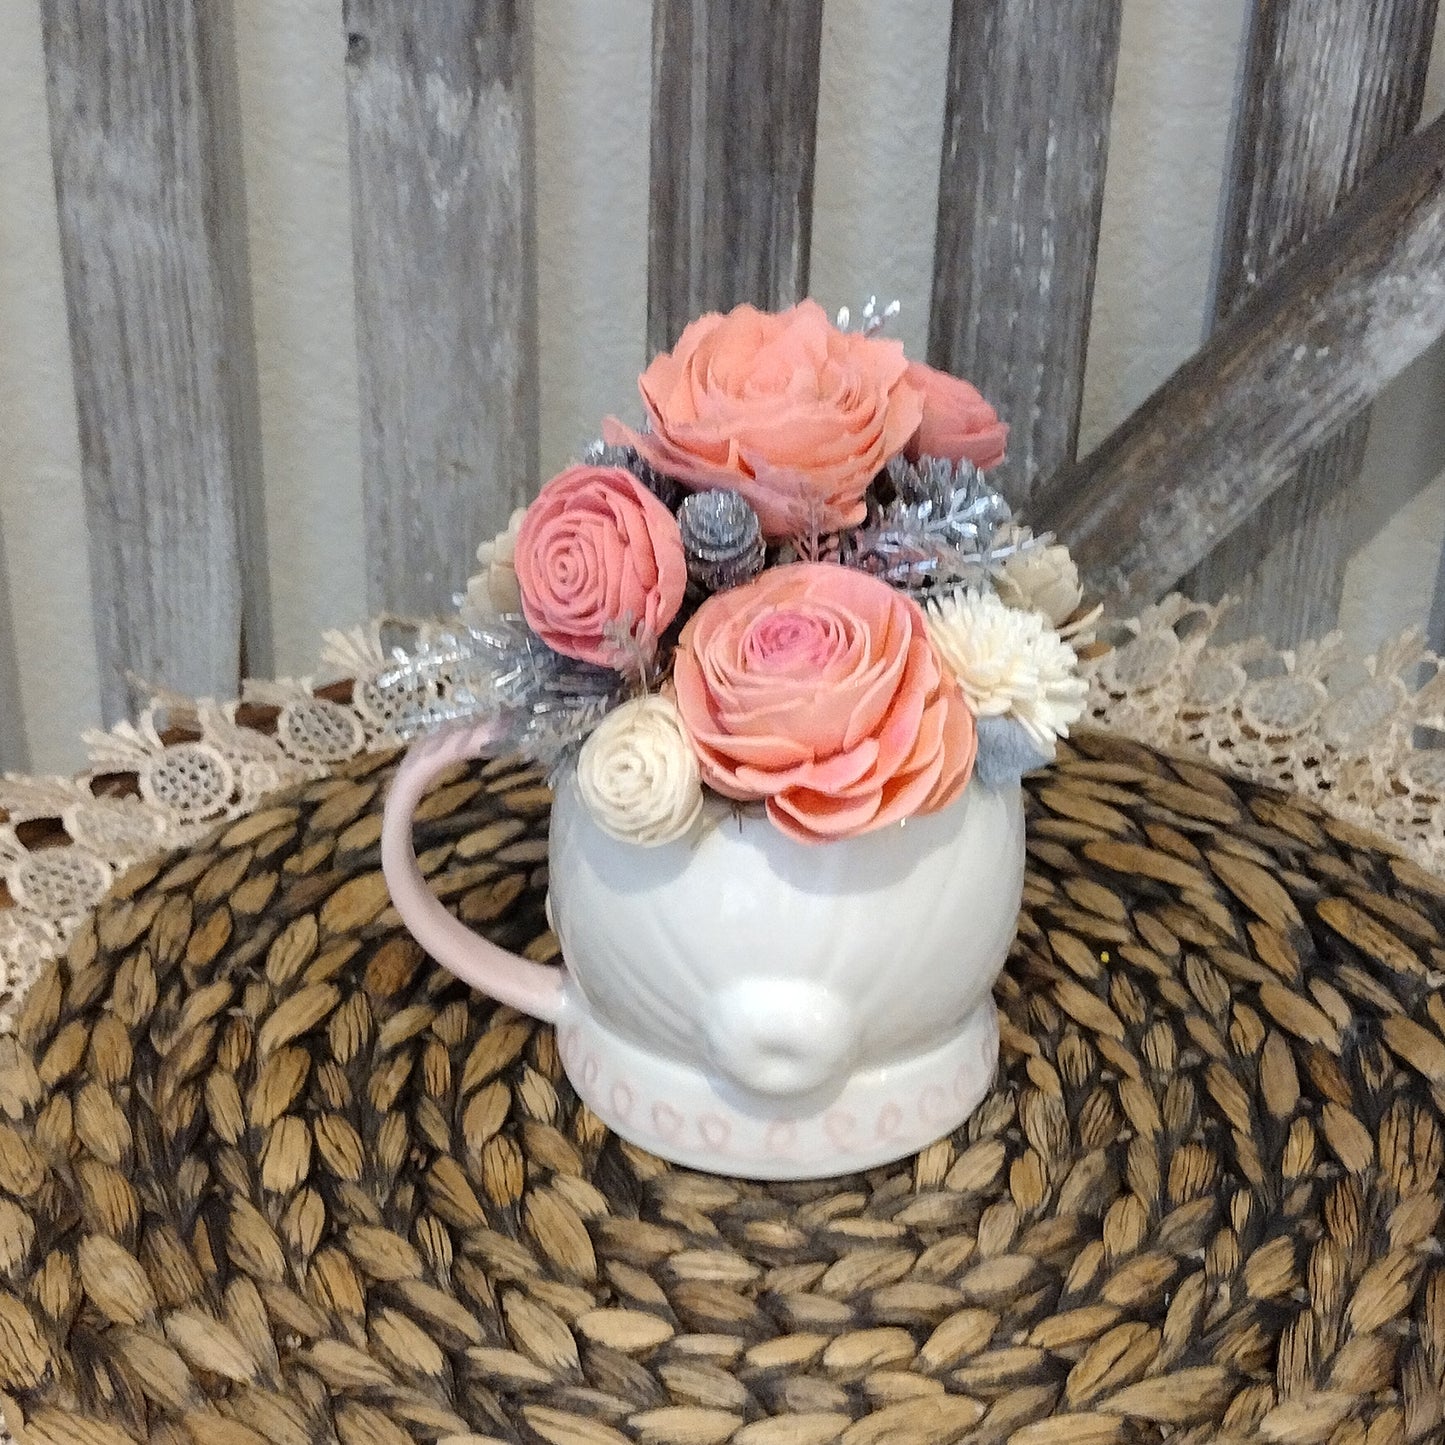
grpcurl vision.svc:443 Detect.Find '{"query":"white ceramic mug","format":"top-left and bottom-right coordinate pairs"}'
top-left (382, 721), bottom-right (1026, 1178)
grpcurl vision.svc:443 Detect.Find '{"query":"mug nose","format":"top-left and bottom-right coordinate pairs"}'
top-left (704, 979), bottom-right (858, 1097)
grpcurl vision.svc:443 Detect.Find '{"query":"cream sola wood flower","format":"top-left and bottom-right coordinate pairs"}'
top-left (926, 588), bottom-right (1087, 755)
top-left (461, 507), bottom-right (526, 621)
top-left (994, 536), bottom-right (1103, 645)
top-left (576, 694), bottom-right (705, 846)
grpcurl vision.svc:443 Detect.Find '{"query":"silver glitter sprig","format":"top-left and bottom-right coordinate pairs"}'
top-left (840, 456), bottom-right (1039, 597)
top-left (375, 615), bottom-right (624, 765)
top-left (582, 438), bottom-right (683, 511)
top-left (679, 490), bottom-right (765, 593)
top-left (835, 295), bottom-right (902, 336)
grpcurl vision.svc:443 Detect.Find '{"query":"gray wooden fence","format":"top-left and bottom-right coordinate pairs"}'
top-left (11, 0), bottom-right (1445, 747)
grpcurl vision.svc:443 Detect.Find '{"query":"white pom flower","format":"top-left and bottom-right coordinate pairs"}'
top-left (461, 507), bottom-right (526, 621)
top-left (576, 695), bottom-right (704, 847)
top-left (926, 589), bottom-right (1087, 754)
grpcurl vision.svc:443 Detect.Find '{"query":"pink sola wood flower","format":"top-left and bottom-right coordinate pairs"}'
top-left (671, 562), bottom-right (977, 843)
top-left (903, 361), bottom-right (1008, 469)
top-left (515, 464), bottom-right (687, 668)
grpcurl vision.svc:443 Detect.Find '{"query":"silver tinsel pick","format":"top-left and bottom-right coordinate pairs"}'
top-left (840, 456), bottom-right (1039, 597)
top-left (582, 438), bottom-right (683, 511)
top-left (374, 615), bottom-right (623, 765)
top-left (679, 489), bottom-right (765, 593)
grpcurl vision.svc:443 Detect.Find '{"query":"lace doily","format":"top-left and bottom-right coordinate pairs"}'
top-left (1, 598), bottom-right (1441, 1033)
top-left (1086, 596), bottom-right (1445, 863)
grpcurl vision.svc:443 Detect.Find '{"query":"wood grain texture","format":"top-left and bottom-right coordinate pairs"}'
top-left (646, 0), bottom-right (824, 356)
top-left (1184, 0), bottom-right (1440, 642)
top-left (344, 1), bottom-right (538, 617)
top-left (928, 0), bottom-right (1121, 503)
top-left (1190, 420), bottom-right (1371, 642)
top-left (1433, 528), bottom-right (1445, 655)
top-left (0, 526), bottom-right (28, 773)
top-left (1033, 108), bottom-right (1445, 610)
top-left (39, 0), bottom-right (266, 722)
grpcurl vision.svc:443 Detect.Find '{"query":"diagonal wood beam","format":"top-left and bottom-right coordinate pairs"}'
top-left (1034, 107), bottom-right (1445, 611)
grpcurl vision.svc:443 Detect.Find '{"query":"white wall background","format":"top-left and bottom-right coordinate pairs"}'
top-left (1, 0), bottom-right (1443, 775)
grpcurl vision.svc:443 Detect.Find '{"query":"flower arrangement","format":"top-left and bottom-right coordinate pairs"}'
top-left (381, 299), bottom-right (1095, 847)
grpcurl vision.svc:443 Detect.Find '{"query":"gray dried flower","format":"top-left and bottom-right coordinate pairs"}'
top-left (678, 489), bottom-right (766, 594)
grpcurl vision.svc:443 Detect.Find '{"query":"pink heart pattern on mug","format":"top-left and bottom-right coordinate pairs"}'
top-left (651, 1102), bottom-right (684, 1141)
top-left (555, 1003), bottom-right (1000, 1171)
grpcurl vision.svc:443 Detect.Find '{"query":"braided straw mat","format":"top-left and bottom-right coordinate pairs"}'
top-left (2, 732), bottom-right (1445, 1445)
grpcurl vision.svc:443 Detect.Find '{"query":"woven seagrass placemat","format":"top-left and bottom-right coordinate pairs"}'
top-left (2, 732), bottom-right (1444, 1445)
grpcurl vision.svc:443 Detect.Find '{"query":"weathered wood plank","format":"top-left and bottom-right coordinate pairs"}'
top-left (0, 529), bottom-right (27, 773)
top-left (1433, 524), bottom-right (1445, 655)
top-left (1184, 0), bottom-right (1440, 641)
top-left (647, 0), bottom-right (824, 355)
top-left (344, 1), bottom-right (538, 617)
top-left (39, 0), bottom-right (265, 721)
top-left (928, 0), bottom-right (1121, 503)
top-left (1193, 422), bottom-right (1371, 642)
top-left (1033, 108), bottom-right (1445, 610)
top-left (1185, 417), bottom-right (1367, 642)
top-left (1215, 4), bottom-right (1439, 316)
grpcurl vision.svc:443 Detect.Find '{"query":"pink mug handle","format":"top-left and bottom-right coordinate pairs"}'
top-left (381, 722), bottom-right (566, 1023)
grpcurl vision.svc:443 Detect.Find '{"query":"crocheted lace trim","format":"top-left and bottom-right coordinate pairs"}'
top-left (2, 597), bottom-right (1441, 1031)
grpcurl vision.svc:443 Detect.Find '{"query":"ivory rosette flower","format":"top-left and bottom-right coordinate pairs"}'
top-left (995, 541), bottom-right (1083, 629)
top-left (576, 694), bottom-right (704, 846)
top-left (672, 563), bottom-right (976, 844)
top-left (603, 300), bottom-right (924, 539)
top-left (926, 588), bottom-right (1086, 754)
top-left (994, 538), bottom-right (1103, 648)
top-left (462, 507), bottom-right (526, 621)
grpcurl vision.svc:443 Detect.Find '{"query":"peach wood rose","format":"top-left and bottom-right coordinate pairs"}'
top-left (672, 563), bottom-right (977, 843)
top-left (604, 299), bottom-right (925, 539)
